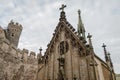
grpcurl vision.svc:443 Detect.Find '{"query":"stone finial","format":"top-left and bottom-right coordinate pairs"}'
top-left (59, 4), bottom-right (67, 21)
top-left (107, 52), bottom-right (113, 67)
top-left (87, 33), bottom-right (92, 38)
top-left (102, 43), bottom-right (109, 62)
top-left (38, 47), bottom-right (42, 58)
top-left (78, 9), bottom-right (81, 15)
top-left (87, 33), bottom-right (93, 48)
top-left (39, 47), bottom-right (42, 53)
top-left (102, 43), bottom-right (107, 54)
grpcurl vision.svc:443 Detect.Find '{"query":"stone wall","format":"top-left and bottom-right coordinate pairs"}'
top-left (95, 57), bottom-right (105, 80)
top-left (101, 63), bottom-right (110, 80)
top-left (0, 40), bottom-right (38, 80)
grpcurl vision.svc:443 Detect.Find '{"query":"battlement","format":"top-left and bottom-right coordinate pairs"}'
top-left (8, 20), bottom-right (23, 30)
top-left (0, 40), bottom-right (38, 65)
top-left (21, 49), bottom-right (37, 64)
top-left (30, 51), bottom-right (36, 58)
top-left (22, 49), bottom-right (29, 54)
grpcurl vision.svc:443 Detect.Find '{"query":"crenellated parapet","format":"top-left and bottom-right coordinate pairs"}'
top-left (0, 21), bottom-right (35, 64)
top-left (30, 51), bottom-right (36, 58)
top-left (8, 20), bottom-right (22, 30)
top-left (0, 39), bottom-right (38, 65)
top-left (20, 49), bottom-right (38, 64)
top-left (26, 51), bottom-right (37, 64)
top-left (21, 49), bottom-right (29, 63)
top-left (17, 49), bottom-right (22, 59)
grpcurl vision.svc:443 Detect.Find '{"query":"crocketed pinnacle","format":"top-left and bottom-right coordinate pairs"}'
top-left (102, 43), bottom-right (109, 62)
top-left (108, 52), bottom-right (113, 68)
top-left (77, 9), bottom-right (86, 42)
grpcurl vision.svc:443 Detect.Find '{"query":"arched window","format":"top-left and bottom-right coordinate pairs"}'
top-left (59, 41), bottom-right (69, 54)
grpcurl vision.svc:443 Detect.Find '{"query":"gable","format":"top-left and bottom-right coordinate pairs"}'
top-left (44, 21), bottom-right (86, 58)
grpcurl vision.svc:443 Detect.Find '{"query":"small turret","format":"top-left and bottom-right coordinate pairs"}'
top-left (6, 20), bottom-right (23, 48)
top-left (77, 9), bottom-right (86, 43)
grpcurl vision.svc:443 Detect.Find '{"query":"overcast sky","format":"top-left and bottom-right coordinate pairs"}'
top-left (0, 0), bottom-right (120, 73)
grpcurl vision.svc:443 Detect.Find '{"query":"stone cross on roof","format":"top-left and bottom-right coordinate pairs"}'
top-left (102, 43), bottom-right (106, 48)
top-left (59, 4), bottom-right (66, 11)
top-left (78, 9), bottom-right (81, 15)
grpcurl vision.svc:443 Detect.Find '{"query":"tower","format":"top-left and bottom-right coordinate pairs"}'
top-left (6, 20), bottom-right (23, 47)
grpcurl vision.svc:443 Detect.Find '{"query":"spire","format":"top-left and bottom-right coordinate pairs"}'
top-left (59, 4), bottom-right (67, 21)
top-left (102, 43), bottom-right (109, 62)
top-left (77, 9), bottom-right (86, 43)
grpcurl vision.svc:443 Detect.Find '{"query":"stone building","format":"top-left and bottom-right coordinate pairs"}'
top-left (0, 4), bottom-right (116, 80)
top-left (36, 5), bottom-right (116, 80)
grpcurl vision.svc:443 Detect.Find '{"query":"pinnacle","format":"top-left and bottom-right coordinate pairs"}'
top-left (87, 33), bottom-right (92, 38)
top-left (59, 4), bottom-right (67, 21)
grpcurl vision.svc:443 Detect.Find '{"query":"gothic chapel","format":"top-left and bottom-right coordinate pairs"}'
top-left (36, 4), bottom-right (116, 80)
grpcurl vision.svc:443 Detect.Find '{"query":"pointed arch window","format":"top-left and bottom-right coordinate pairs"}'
top-left (59, 41), bottom-right (69, 54)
